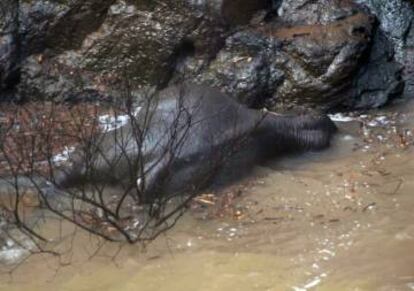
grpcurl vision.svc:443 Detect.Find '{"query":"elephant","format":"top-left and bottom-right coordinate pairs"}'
top-left (53, 83), bottom-right (337, 202)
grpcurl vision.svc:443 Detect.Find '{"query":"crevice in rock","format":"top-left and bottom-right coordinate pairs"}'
top-left (339, 19), bottom-right (405, 110)
top-left (45, 0), bottom-right (117, 55)
top-left (0, 0), bottom-right (21, 100)
top-left (163, 39), bottom-right (197, 89)
top-left (221, 0), bottom-right (273, 26)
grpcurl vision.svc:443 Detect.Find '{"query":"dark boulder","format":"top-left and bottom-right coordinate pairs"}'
top-left (220, 0), bottom-right (272, 25)
top-left (17, 0), bottom-right (237, 101)
top-left (182, 30), bottom-right (285, 107)
top-left (185, 0), bottom-right (407, 110)
top-left (346, 29), bottom-right (404, 109)
top-left (2, 0), bottom-right (115, 100)
top-left (1, 0), bottom-right (412, 110)
top-left (77, 0), bottom-right (269, 89)
top-left (354, 0), bottom-right (414, 97)
top-left (188, 7), bottom-right (375, 110)
top-left (276, 0), bottom-right (360, 25)
top-left (18, 0), bottom-right (115, 57)
top-left (0, 0), bottom-right (19, 93)
top-left (266, 12), bottom-right (374, 111)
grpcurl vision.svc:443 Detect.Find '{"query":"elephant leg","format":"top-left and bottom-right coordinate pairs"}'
top-left (137, 154), bottom-right (170, 201)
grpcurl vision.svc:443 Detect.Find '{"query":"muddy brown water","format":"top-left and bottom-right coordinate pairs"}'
top-left (1, 100), bottom-right (414, 291)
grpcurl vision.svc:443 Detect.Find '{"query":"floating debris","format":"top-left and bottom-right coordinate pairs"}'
top-left (98, 114), bottom-right (130, 132)
top-left (52, 146), bottom-right (76, 165)
top-left (0, 237), bottom-right (35, 265)
top-left (328, 113), bottom-right (354, 122)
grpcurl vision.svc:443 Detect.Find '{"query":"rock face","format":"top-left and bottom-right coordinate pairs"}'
top-left (346, 28), bottom-right (404, 109)
top-left (0, 0), bottom-right (19, 92)
top-left (355, 0), bottom-right (413, 61)
top-left (269, 13), bottom-right (374, 110)
top-left (181, 30), bottom-right (285, 107)
top-left (221, 0), bottom-right (271, 25)
top-left (354, 0), bottom-right (414, 97)
top-left (0, 0), bottom-right (413, 110)
top-left (19, 0), bottom-right (115, 57)
top-left (186, 0), bottom-right (410, 110)
top-left (185, 2), bottom-right (378, 110)
top-left (17, 0), bottom-right (231, 101)
top-left (276, 0), bottom-right (359, 25)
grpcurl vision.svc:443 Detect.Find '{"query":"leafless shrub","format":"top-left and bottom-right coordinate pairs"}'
top-left (0, 82), bottom-right (252, 267)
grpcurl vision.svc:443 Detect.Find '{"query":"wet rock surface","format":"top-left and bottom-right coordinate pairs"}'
top-left (346, 29), bottom-right (404, 109)
top-left (0, 0), bottom-right (413, 110)
top-left (18, 0), bottom-right (115, 57)
top-left (0, 0), bottom-right (19, 92)
top-left (263, 12), bottom-right (374, 110)
top-left (354, 0), bottom-right (414, 97)
top-left (187, 5), bottom-right (377, 110)
top-left (16, 0), bottom-right (230, 101)
top-left (276, 0), bottom-right (360, 25)
top-left (182, 29), bottom-right (285, 107)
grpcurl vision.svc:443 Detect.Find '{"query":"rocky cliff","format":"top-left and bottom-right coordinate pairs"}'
top-left (0, 0), bottom-right (413, 111)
